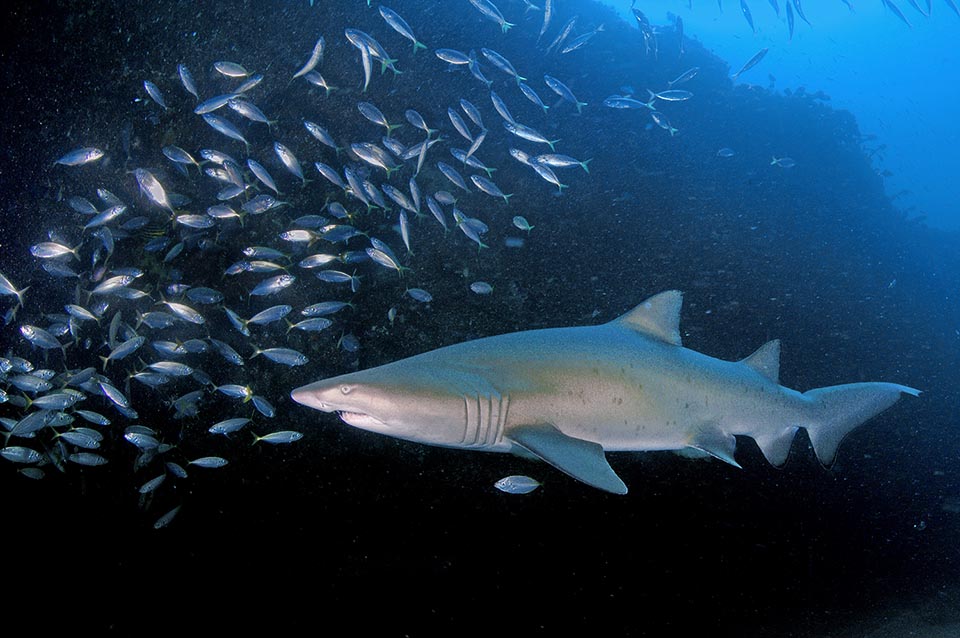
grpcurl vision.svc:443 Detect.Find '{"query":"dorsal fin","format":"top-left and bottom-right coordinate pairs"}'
top-left (613, 290), bottom-right (683, 346)
top-left (741, 339), bottom-right (781, 383)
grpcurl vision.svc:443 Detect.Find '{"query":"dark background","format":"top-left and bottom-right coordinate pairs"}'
top-left (0, 1), bottom-right (957, 635)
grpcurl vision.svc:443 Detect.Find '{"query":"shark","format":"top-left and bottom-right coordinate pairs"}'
top-left (291, 291), bottom-right (919, 494)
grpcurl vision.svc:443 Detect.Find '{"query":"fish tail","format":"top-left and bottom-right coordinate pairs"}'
top-left (580, 158), bottom-right (593, 173)
top-left (747, 383), bottom-right (918, 467)
top-left (548, 138), bottom-right (561, 151)
top-left (796, 383), bottom-right (919, 467)
top-left (502, 21), bottom-right (516, 33)
top-left (413, 40), bottom-right (428, 54)
top-left (576, 100), bottom-right (587, 113)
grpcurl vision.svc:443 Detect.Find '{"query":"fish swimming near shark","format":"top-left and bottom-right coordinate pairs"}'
top-left (291, 291), bottom-right (919, 494)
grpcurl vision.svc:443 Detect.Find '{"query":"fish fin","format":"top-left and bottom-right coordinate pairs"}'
top-left (508, 423), bottom-right (627, 494)
top-left (613, 290), bottom-right (683, 346)
top-left (740, 339), bottom-right (780, 383)
top-left (802, 382), bottom-right (920, 466)
top-left (687, 423), bottom-right (740, 468)
top-left (753, 425), bottom-right (800, 467)
top-left (509, 444), bottom-right (540, 462)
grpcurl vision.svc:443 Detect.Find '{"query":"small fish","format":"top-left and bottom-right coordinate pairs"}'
top-left (792, 0), bottom-right (812, 26)
top-left (404, 109), bottom-right (436, 136)
top-left (407, 288), bottom-right (433, 303)
top-left (161, 301), bottom-right (205, 324)
top-left (731, 48), bottom-right (769, 81)
top-left (470, 281), bottom-right (494, 295)
top-left (287, 317), bottom-right (334, 333)
top-left (209, 418), bottom-right (251, 436)
top-left (188, 456), bottom-right (229, 468)
top-left (0, 271), bottom-right (28, 307)
top-left (357, 101), bottom-right (401, 136)
top-left (481, 48), bottom-right (526, 84)
top-left (214, 60), bottom-right (250, 78)
top-left (518, 83), bottom-right (548, 115)
top-left (740, 0), bottom-right (755, 32)
top-left (668, 67), bottom-right (700, 87)
top-left (544, 75), bottom-right (586, 113)
top-left (301, 301), bottom-right (353, 317)
top-left (470, 174), bottom-right (512, 204)
top-left (531, 153), bottom-right (591, 173)
top-left (512, 216), bottom-right (534, 232)
top-left (437, 44), bottom-right (473, 62)
top-left (252, 395), bottom-right (276, 418)
top-left (560, 24), bottom-right (605, 54)
top-left (178, 63), bottom-right (199, 100)
top-left (467, 0), bottom-right (515, 31)
top-left (30, 241), bottom-right (80, 259)
top-left (274, 142), bottom-right (306, 184)
top-left (1, 446), bottom-right (43, 464)
top-left (379, 6), bottom-right (427, 53)
top-left (55, 147), bottom-right (104, 167)
top-left (771, 156), bottom-right (797, 168)
top-left (134, 168), bottom-right (174, 213)
top-left (304, 121), bottom-right (340, 152)
top-left (881, 0), bottom-right (912, 27)
top-left (503, 121), bottom-right (559, 151)
top-left (148, 361), bottom-right (193, 376)
top-left (251, 274), bottom-right (296, 296)
top-left (292, 36), bottom-right (325, 79)
top-left (252, 430), bottom-right (304, 445)
top-left (647, 89), bottom-right (693, 102)
top-left (202, 114), bottom-right (250, 150)
top-left (437, 161), bottom-right (471, 192)
top-left (717, 147), bottom-right (736, 158)
top-left (139, 474), bottom-right (166, 494)
top-left (494, 475), bottom-right (541, 494)
top-left (153, 505), bottom-right (182, 529)
top-left (251, 346), bottom-right (309, 366)
top-left (143, 80), bottom-right (168, 109)
top-left (786, 1), bottom-right (795, 39)
top-left (68, 452), bottom-right (109, 466)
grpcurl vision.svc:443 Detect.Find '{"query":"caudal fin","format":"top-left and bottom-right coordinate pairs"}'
top-left (803, 382), bottom-right (920, 466)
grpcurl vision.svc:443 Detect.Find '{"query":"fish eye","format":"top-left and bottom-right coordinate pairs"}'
top-left (340, 384), bottom-right (353, 395)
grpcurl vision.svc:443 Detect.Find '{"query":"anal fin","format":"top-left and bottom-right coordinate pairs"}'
top-left (508, 423), bottom-right (628, 495)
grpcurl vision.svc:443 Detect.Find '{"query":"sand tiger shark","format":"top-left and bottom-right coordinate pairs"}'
top-left (291, 291), bottom-right (919, 494)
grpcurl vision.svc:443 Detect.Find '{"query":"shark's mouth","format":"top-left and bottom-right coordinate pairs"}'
top-left (338, 410), bottom-right (386, 429)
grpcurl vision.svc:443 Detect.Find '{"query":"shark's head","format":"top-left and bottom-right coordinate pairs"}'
top-left (290, 361), bottom-right (474, 447)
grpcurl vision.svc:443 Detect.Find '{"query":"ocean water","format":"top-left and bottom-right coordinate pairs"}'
top-left (0, 1), bottom-right (957, 635)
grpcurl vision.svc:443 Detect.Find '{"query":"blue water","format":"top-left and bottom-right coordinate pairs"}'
top-left (0, 1), bottom-right (957, 635)
top-left (610, 0), bottom-right (960, 230)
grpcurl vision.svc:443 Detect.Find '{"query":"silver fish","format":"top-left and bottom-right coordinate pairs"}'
top-left (55, 147), bottom-right (104, 167)
top-left (378, 6), bottom-right (426, 53)
top-left (252, 430), bottom-right (304, 445)
top-left (494, 475), bottom-right (542, 494)
top-left (293, 36), bottom-right (325, 79)
top-left (251, 347), bottom-right (309, 367)
top-left (188, 456), bottom-right (229, 468)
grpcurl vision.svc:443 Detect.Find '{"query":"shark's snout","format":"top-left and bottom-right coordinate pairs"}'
top-left (290, 383), bottom-right (334, 412)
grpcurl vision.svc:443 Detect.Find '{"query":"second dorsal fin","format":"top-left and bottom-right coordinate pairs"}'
top-left (741, 339), bottom-right (781, 383)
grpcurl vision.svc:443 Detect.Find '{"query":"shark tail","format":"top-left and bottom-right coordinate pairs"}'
top-left (800, 382), bottom-right (920, 467)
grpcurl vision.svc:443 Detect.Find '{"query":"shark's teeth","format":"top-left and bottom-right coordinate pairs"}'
top-left (338, 411), bottom-right (385, 428)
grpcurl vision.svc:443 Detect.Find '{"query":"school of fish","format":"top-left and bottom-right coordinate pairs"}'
top-left (3, 0), bottom-right (868, 523)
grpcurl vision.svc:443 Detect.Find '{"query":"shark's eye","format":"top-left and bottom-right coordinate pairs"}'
top-left (340, 384), bottom-right (353, 395)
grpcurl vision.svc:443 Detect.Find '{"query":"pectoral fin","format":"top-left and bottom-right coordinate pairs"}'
top-left (508, 423), bottom-right (628, 495)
